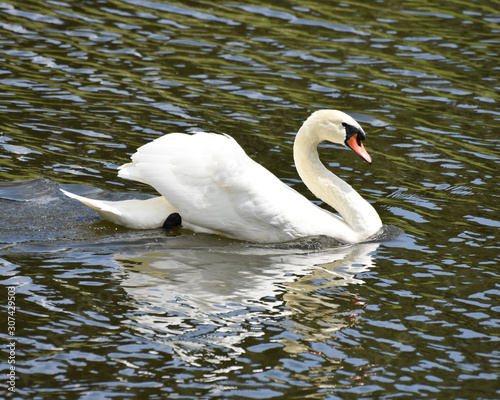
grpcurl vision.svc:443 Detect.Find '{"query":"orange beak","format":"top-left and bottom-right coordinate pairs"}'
top-left (346, 134), bottom-right (372, 164)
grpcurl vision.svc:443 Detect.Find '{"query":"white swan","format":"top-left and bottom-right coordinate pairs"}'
top-left (62, 110), bottom-right (382, 243)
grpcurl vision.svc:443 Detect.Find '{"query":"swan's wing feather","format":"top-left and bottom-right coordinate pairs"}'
top-left (61, 189), bottom-right (176, 229)
top-left (118, 132), bottom-right (303, 241)
top-left (60, 189), bottom-right (122, 215)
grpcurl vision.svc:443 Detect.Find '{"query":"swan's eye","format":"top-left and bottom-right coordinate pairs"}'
top-left (342, 122), bottom-right (365, 146)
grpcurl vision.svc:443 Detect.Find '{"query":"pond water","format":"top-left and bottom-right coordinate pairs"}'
top-left (1, 0), bottom-right (499, 398)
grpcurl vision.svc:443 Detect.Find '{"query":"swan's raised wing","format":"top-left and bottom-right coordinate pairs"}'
top-left (118, 132), bottom-right (313, 242)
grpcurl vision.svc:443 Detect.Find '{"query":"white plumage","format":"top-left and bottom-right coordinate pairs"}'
top-left (62, 110), bottom-right (383, 243)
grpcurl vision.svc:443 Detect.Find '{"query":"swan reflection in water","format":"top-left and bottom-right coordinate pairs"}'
top-left (115, 238), bottom-right (380, 364)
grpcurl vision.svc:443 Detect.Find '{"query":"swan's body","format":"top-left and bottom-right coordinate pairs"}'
top-left (62, 110), bottom-right (382, 243)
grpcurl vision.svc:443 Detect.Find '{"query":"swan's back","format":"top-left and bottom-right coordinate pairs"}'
top-left (119, 132), bottom-right (245, 185)
top-left (118, 132), bottom-right (321, 242)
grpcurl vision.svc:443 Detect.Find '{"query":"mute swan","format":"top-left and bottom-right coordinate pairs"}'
top-left (61, 110), bottom-right (382, 243)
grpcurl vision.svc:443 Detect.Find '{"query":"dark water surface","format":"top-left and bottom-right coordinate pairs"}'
top-left (1, 0), bottom-right (499, 398)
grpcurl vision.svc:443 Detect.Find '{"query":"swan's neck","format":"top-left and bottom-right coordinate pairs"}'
top-left (293, 124), bottom-right (382, 239)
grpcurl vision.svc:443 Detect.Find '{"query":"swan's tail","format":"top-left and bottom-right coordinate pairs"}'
top-left (60, 189), bottom-right (176, 229)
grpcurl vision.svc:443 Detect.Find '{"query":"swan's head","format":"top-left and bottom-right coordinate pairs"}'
top-left (303, 110), bottom-right (372, 164)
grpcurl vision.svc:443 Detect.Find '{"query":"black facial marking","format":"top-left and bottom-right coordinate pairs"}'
top-left (342, 122), bottom-right (366, 147)
top-left (162, 213), bottom-right (182, 230)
